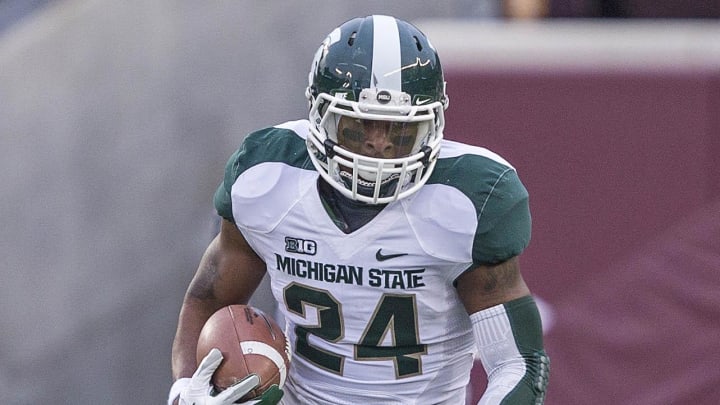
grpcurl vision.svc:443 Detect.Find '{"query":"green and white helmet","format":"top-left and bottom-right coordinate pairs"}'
top-left (306, 15), bottom-right (449, 204)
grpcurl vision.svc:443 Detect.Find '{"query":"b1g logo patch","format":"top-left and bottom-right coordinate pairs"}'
top-left (285, 236), bottom-right (317, 255)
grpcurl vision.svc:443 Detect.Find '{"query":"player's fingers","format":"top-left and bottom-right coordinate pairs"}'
top-left (192, 348), bottom-right (224, 384)
top-left (214, 374), bottom-right (260, 403)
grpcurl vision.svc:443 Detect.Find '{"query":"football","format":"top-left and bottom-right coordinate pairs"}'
top-left (196, 304), bottom-right (291, 400)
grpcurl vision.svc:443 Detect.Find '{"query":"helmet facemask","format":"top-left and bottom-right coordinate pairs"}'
top-left (307, 87), bottom-right (444, 204)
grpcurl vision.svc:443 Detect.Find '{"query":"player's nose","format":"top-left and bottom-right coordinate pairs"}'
top-left (361, 123), bottom-right (394, 158)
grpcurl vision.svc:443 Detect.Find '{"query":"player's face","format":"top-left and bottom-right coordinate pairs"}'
top-left (337, 117), bottom-right (419, 159)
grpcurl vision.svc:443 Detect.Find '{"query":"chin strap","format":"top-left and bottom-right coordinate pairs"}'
top-left (323, 138), bottom-right (337, 159)
top-left (419, 145), bottom-right (432, 167)
top-left (470, 295), bottom-right (550, 405)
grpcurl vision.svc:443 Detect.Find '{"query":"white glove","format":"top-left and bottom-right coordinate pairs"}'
top-left (169, 348), bottom-right (260, 405)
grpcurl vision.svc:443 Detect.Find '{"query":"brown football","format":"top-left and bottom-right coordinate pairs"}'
top-left (196, 305), bottom-right (291, 400)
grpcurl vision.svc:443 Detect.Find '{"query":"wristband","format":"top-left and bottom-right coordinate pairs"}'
top-left (167, 378), bottom-right (191, 405)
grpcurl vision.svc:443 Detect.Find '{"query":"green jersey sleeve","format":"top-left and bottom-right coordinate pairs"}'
top-left (213, 123), bottom-right (313, 222)
top-left (429, 149), bottom-right (531, 265)
top-left (472, 167), bottom-right (531, 265)
top-left (213, 146), bottom-right (243, 222)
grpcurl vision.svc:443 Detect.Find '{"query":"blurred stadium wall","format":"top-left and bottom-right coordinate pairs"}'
top-left (419, 19), bottom-right (720, 404)
top-left (1, 1), bottom-right (718, 404)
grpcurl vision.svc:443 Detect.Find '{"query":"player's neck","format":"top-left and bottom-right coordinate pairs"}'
top-left (317, 179), bottom-right (386, 234)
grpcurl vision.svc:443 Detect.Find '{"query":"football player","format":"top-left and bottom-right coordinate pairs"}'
top-left (169, 15), bottom-right (549, 405)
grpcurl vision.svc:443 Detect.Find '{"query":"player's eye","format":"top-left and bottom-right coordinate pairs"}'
top-left (391, 134), bottom-right (415, 147)
top-left (389, 123), bottom-right (417, 147)
top-left (341, 128), bottom-right (364, 143)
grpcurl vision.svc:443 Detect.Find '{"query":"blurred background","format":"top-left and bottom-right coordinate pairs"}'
top-left (1, 1), bottom-right (718, 404)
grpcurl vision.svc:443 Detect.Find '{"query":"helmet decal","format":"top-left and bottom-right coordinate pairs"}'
top-left (370, 15), bottom-right (402, 91)
top-left (376, 90), bottom-right (392, 104)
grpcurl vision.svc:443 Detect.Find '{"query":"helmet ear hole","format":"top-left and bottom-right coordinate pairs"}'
top-left (348, 31), bottom-right (357, 46)
top-left (413, 36), bottom-right (423, 52)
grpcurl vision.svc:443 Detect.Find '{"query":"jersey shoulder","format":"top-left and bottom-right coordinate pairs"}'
top-left (429, 140), bottom-right (526, 214)
top-left (426, 140), bottom-right (532, 264)
top-left (214, 120), bottom-right (314, 221)
top-left (229, 119), bottom-right (312, 174)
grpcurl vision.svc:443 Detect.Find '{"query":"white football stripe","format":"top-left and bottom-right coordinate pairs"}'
top-left (371, 15), bottom-right (401, 91)
top-left (240, 341), bottom-right (289, 388)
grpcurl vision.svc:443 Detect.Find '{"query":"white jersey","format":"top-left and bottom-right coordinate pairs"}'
top-left (214, 120), bottom-right (531, 404)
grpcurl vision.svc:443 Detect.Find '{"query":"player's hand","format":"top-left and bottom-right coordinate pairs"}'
top-left (178, 348), bottom-right (260, 405)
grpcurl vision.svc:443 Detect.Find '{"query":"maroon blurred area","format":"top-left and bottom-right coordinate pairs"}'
top-left (550, 0), bottom-right (720, 18)
top-left (446, 68), bottom-right (720, 404)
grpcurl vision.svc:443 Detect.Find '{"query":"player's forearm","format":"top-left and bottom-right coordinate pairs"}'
top-left (171, 298), bottom-right (221, 380)
top-left (472, 295), bottom-right (550, 404)
top-left (171, 224), bottom-right (266, 379)
top-left (171, 235), bottom-right (238, 379)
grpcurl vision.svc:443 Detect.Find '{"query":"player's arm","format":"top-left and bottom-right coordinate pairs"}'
top-left (169, 219), bottom-right (268, 404)
top-left (456, 257), bottom-right (549, 404)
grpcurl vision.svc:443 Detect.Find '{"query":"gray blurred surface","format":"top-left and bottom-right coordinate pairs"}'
top-left (0, 1), bottom-right (495, 403)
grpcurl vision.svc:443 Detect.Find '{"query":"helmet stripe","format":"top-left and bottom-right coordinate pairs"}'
top-left (371, 15), bottom-right (402, 91)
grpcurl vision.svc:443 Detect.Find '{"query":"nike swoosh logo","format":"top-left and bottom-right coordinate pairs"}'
top-left (415, 97), bottom-right (432, 105)
top-left (375, 248), bottom-right (408, 261)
